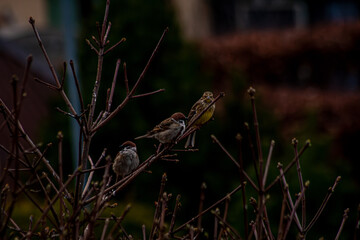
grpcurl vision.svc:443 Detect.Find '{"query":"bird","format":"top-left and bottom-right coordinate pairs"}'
top-left (185, 91), bottom-right (215, 148)
top-left (135, 112), bottom-right (186, 144)
top-left (112, 141), bottom-right (139, 182)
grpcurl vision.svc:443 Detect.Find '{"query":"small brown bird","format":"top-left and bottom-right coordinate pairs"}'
top-left (185, 91), bottom-right (215, 148)
top-left (135, 112), bottom-right (186, 144)
top-left (112, 141), bottom-right (139, 181)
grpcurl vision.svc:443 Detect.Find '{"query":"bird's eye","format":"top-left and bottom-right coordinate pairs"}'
top-left (179, 120), bottom-right (185, 125)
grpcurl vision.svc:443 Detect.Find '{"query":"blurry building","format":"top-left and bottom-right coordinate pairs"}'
top-left (0, 0), bottom-right (62, 163)
top-left (172, 0), bottom-right (360, 166)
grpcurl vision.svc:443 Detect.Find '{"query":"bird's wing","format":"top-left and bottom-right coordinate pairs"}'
top-left (158, 117), bottom-right (174, 130)
top-left (188, 99), bottom-right (205, 121)
top-left (147, 117), bottom-right (172, 134)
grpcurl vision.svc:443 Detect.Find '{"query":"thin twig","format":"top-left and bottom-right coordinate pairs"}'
top-left (212, 211), bottom-right (243, 240)
top-left (124, 62), bottom-right (129, 95)
top-left (100, 0), bottom-right (110, 45)
top-left (236, 133), bottom-right (249, 239)
top-left (262, 202), bottom-right (275, 240)
top-left (104, 37), bottom-right (126, 55)
top-left (59, 61), bottom-right (66, 90)
top-left (277, 192), bottom-right (287, 240)
top-left (250, 222), bottom-right (261, 240)
top-left (266, 140), bottom-right (311, 191)
top-left (158, 192), bottom-right (169, 240)
top-left (2, 211), bottom-right (26, 238)
top-left (263, 140), bottom-right (275, 187)
top-left (91, 35), bottom-right (100, 46)
top-left (106, 204), bottom-right (131, 239)
top-left (211, 134), bottom-right (258, 191)
top-left (354, 204), bottom-right (360, 240)
top-left (335, 208), bottom-right (350, 240)
top-left (150, 173), bottom-right (168, 239)
top-left (304, 176), bottom-right (341, 234)
top-left (34, 77), bottom-right (59, 90)
top-left (173, 183), bottom-right (243, 234)
top-left (70, 60), bottom-right (85, 114)
top-left (169, 194), bottom-right (181, 236)
top-left (86, 39), bottom-right (99, 55)
top-left (214, 208), bottom-right (220, 240)
top-left (292, 138), bottom-right (306, 230)
top-left (17, 55), bottom-right (33, 116)
top-left (282, 183), bottom-right (308, 240)
top-left (106, 59), bottom-right (121, 112)
top-left (103, 21), bottom-right (112, 46)
top-left (142, 224), bottom-right (147, 240)
top-left (217, 196), bottom-right (230, 240)
top-left (101, 218), bottom-right (110, 240)
top-left (82, 154), bottom-right (96, 199)
top-left (244, 122), bottom-right (261, 188)
top-left (248, 87), bottom-right (264, 186)
top-left (132, 89), bottom-right (165, 98)
top-left (278, 163), bottom-right (302, 231)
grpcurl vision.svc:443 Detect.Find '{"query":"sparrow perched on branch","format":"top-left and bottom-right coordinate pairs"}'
top-left (112, 141), bottom-right (139, 181)
top-left (135, 112), bottom-right (186, 144)
top-left (185, 91), bottom-right (215, 148)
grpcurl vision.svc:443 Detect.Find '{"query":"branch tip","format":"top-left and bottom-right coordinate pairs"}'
top-left (247, 87), bottom-right (256, 97)
top-left (27, 54), bottom-right (33, 62)
top-left (57, 131), bottom-right (63, 139)
top-left (235, 133), bottom-right (242, 141)
top-left (29, 17), bottom-right (35, 24)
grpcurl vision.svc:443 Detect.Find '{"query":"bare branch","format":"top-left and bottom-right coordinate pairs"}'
top-left (173, 183), bottom-right (243, 234)
top-left (106, 204), bottom-right (131, 239)
top-left (168, 194), bottom-right (181, 236)
top-left (29, 17), bottom-right (77, 116)
top-left (70, 60), bottom-right (85, 113)
top-left (124, 62), bottom-right (129, 95)
top-left (86, 39), bottom-right (99, 55)
top-left (282, 182), bottom-right (308, 240)
top-left (266, 140), bottom-right (311, 191)
top-left (150, 173), bottom-right (168, 239)
top-left (104, 37), bottom-right (126, 55)
top-left (106, 59), bottom-right (121, 112)
top-left (292, 138), bottom-right (306, 229)
top-left (304, 176), bottom-right (341, 234)
top-left (335, 208), bottom-right (350, 240)
top-left (91, 28), bottom-right (169, 133)
top-left (278, 163), bottom-right (302, 231)
top-left (132, 89), bottom-right (165, 98)
top-left (262, 140), bottom-right (275, 187)
top-left (211, 134), bottom-right (258, 191)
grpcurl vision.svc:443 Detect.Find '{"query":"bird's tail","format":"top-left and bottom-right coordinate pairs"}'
top-left (184, 131), bottom-right (196, 148)
top-left (134, 134), bottom-right (149, 140)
